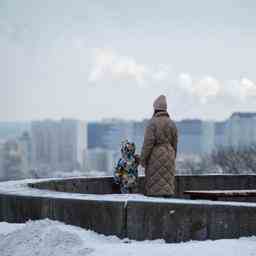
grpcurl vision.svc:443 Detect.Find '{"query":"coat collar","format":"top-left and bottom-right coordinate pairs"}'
top-left (153, 111), bottom-right (170, 118)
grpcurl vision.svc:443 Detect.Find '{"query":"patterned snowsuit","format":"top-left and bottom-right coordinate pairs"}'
top-left (114, 140), bottom-right (139, 193)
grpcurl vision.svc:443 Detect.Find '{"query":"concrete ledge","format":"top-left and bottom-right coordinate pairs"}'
top-left (126, 201), bottom-right (256, 242)
top-left (1, 176), bottom-right (256, 242)
top-left (29, 174), bottom-right (256, 198)
top-left (0, 193), bottom-right (126, 237)
top-left (28, 177), bottom-right (122, 194)
top-left (176, 175), bottom-right (256, 195)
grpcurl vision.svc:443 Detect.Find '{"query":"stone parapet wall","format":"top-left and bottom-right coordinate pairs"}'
top-left (1, 175), bottom-right (256, 242)
top-left (127, 201), bottom-right (256, 242)
top-left (29, 174), bottom-right (256, 197)
top-left (0, 193), bottom-right (126, 237)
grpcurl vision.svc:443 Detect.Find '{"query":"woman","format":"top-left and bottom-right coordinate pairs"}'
top-left (140, 95), bottom-right (178, 197)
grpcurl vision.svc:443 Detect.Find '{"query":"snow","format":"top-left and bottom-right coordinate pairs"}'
top-left (0, 222), bottom-right (25, 235)
top-left (0, 219), bottom-right (255, 256)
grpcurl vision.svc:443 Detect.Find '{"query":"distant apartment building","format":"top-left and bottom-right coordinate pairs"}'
top-left (201, 121), bottom-right (215, 154)
top-left (31, 119), bottom-right (86, 171)
top-left (175, 119), bottom-right (215, 156)
top-left (18, 131), bottom-right (31, 171)
top-left (87, 120), bottom-right (147, 172)
top-left (176, 119), bottom-right (203, 156)
top-left (0, 122), bottom-right (30, 140)
top-left (88, 119), bottom-right (146, 154)
top-left (131, 120), bottom-right (148, 153)
top-left (102, 120), bottom-right (134, 153)
top-left (87, 112), bottom-right (256, 159)
top-left (88, 119), bottom-right (215, 158)
top-left (86, 148), bottom-right (115, 174)
top-left (0, 140), bottom-right (27, 180)
top-left (175, 113), bottom-right (256, 155)
top-left (214, 121), bottom-right (227, 149)
top-left (225, 112), bottom-right (256, 148)
top-left (0, 142), bottom-right (4, 179)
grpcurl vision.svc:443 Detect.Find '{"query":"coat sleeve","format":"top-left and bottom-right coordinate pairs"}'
top-left (140, 121), bottom-right (156, 167)
top-left (172, 123), bottom-right (178, 158)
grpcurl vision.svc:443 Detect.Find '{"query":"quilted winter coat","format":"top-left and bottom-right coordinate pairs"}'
top-left (140, 111), bottom-right (178, 196)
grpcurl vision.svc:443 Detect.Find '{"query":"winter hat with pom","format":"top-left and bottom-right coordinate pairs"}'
top-left (153, 95), bottom-right (167, 111)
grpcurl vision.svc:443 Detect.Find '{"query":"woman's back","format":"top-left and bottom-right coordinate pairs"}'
top-left (151, 111), bottom-right (178, 155)
top-left (141, 95), bottom-right (178, 196)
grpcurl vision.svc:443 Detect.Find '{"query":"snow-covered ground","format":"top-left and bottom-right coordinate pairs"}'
top-left (0, 219), bottom-right (255, 256)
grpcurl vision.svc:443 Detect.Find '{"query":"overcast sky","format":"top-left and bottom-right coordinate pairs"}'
top-left (1, 0), bottom-right (256, 122)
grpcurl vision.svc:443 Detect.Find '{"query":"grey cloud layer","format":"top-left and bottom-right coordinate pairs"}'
top-left (1, 0), bottom-right (256, 121)
top-left (88, 48), bottom-right (256, 104)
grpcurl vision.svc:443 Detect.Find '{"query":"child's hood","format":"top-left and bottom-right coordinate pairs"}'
top-left (121, 140), bottom-right (136, 159)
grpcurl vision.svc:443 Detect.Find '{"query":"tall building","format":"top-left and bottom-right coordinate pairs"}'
top-left (87, 120), bottom-right (147, 172)
top-left (86, 148), bottom-right (115, 174)
top-left (0, 142), bottom-right (4, 180)
top-left (87, 122), bottom-right (107, 149)
top-left (88, 120), bottom-right (134, 158)
top-left (0, 122), bottom-right (30, 140)
top-left (214, 121), bottom-right (227, 149)
top-left (0, 140), bottom-right (26, 180)
top-left (31, 119), bottom-right (86, 171)
top-left (87, 112), bottom-right (256, 160)
top-left (201, 121), bottom-right (215, 154)
top-left (18, 131), bottom-right (31, 172)
top-left (225, 112), bottom-right (256, 148)
top-left (131, 120), bottom-right (148, 153)
top-left (103, 120), bottom-right (134, 153)
top-left (176, 119), bottom-right (203, 156)
top-left (88, 119), bottom-right (148, 161)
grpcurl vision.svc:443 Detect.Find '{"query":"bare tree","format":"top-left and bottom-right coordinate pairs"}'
top-left (211, 145), bottom-right (256, 174)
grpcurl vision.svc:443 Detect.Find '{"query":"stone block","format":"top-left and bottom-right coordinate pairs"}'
top-left (0, 194), bottom-right (126, 238)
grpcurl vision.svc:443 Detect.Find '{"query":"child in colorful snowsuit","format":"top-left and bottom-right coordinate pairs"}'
top-left (114, 140), bottom-right (140, 194)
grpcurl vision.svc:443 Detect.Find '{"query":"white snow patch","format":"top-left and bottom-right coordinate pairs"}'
top-left (0, 219), bottom-right (256, 256)
top-left (0, 222), bottom-right (25, 235)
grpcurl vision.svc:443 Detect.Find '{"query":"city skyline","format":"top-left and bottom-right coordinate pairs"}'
top-left (1, 110), bottom-right (256, 180)
top-left (0, 110), bottom-right (256, 123)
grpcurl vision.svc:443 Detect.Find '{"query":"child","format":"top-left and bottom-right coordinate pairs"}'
top-left (113, 140), bottom-right (140, 194)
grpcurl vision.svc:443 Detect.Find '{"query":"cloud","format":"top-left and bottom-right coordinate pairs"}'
top-left (178, 74), bottom-right (220, 104)
top-left (222, 78), bottom-right (256, 103)
top-left (178, 73), bottom-right (256, 104)
top-left (151, 65), bottom-right (171, 81)
top-left (194, 77), bottom-right (221, 103)
top-left (88, 48), bottom-right (256, 111)
top-left (88, 48), bottom-right (174, 89)
top-left (178, 73), bottom-right (193, 91)
top-left (88, 48), bottom-right (148, 85)
top-left (240, 78), bottom-right (256, 99)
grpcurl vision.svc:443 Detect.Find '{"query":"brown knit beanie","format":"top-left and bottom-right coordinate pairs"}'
top-left (153, 95), bottom-right (167, 111)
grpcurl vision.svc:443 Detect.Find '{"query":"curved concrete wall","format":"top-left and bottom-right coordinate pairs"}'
top-left (0, 193), bottom-right (126, 237)
top-left (1, 175), bottom-right (256, 242)
top-left (29, 174), bottom-right (256, 197)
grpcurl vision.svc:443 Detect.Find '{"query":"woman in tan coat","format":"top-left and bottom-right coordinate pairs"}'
top-left (140, 95), bottom-right (178, 197)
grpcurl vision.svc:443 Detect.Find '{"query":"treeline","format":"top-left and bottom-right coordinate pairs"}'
top-left (178, 145), bottom-right (256, 174)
